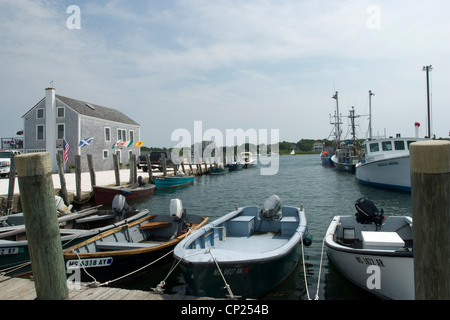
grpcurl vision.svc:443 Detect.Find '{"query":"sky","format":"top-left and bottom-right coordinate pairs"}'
top-left (0, 0), bottom-right (449, 148)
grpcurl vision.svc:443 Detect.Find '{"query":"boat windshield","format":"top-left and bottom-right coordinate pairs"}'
top-left (382, 141), bottom-right (393, 151)
top-left (394, 140), bottom-right (405, 150)
top-left (369, 142), bottom-right (379, 153)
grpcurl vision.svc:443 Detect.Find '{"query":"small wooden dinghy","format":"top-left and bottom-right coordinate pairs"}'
top-left (63, 199), bottom-right (209, 284)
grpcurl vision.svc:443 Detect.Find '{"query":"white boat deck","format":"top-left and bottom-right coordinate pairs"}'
top-left (213, 232), bottom-right (289, 253)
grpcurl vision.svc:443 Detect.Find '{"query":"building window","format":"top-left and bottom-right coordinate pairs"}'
top-left (129, 130), bottom-right (134, 142)
top-left (57, 107), bottom-right (65, 118)
top-left (105, 127), bottom-right (111, 142)
top-left (103, 150), bottom-right (109, 159)
top-left (36, 125), bottom-right (44, 140)
top-left (118, 129), bottom-right (126, 141)
top-left (57, 124), bottom-right (65, 140)
top-left (37, 108), bottom-right (44, 119)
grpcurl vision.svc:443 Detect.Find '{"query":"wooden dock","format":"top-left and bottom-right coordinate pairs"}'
top-left (0, 276), bottom-right (209, 300)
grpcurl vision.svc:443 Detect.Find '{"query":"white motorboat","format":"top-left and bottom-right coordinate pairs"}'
top-left (355, 136), bottom-right (427, 191)
top-left (325, 198), bottom-right (414, 300)
top-left (240, 152), bottom-right (257, 168)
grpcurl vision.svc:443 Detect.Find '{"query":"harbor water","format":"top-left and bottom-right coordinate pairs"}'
top-left (122, 154), bottom-right (413, 300)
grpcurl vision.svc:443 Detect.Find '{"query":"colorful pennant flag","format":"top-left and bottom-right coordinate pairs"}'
top-left (79, 137), bottom-right (94, 147)
top-left (135, 141), bottom-right (144, 147)
top-left (112, 140), bottom-right (122, 149)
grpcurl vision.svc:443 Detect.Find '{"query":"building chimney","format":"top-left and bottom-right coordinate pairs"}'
top-left (45, 87), bottom-right (57, 173)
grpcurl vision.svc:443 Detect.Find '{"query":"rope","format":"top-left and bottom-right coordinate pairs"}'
top-left (300, 234), bottom-right (312, 300)
top-left (315, 236), bottom-right (326, 300)
top-left (206, 247), bottom-right (237, 299)
top-left (300, 230), bottom-right (324, 300)
top-left (152, 249), bottom-right (209, 294)
top-left (0, 261), bottom-right (31, 276)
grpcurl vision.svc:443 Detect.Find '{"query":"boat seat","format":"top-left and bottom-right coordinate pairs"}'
top-left (138, 221), bottom-right (172, 230)
top-left (75, 214), bottom-right (116, 224)
top-left (96, 241), bottom-right (159, 251)
top-left (280, 216), bottom-right (299, 237)
top-left (228, 215), bottom-right (255, 237)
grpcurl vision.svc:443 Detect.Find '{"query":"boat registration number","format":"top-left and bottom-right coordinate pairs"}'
top-left (0, 247), bottom-right (19, 255)
top-left (66, 257), bottom-right (113, 269)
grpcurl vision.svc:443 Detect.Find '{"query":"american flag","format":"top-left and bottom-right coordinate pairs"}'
top-left (63, 138), bottom-right (70, 163)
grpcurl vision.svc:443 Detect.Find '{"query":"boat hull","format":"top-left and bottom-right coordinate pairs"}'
top-left (153, 176), bottom-right (195, 189)
top-left (180, 245), bottom-right (301, 298)
top-left (226, 163), bottom-right (243, 171)
top-left (331, 155), bottom-right (357, 173)
top-left (325, 216), bottom-right (414, 300)
top-left (179, 244), bottom-right (301, 298)
top-left (93, 184), bottom-right (155, 205)
top-left (0, 231), bottom-right (100, 276)
top-left (0, 209), bottom-right (150, 276)
top-left (355, 155), bottom-right (411, 191)
top-left (210, 167), bottom-right (228, 175)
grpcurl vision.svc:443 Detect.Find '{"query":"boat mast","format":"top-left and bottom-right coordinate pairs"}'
top-left (422, 65), bottom-right (432, 138)
top-left (368, 90), bottom-right (374, 139)
top-left (349, 106), bottom-right (357, 142)
top-left (332, 91), bottom-right (341, 144)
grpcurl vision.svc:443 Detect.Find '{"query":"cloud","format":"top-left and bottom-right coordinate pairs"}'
top-left (0, 0), bottom-right (449, 147)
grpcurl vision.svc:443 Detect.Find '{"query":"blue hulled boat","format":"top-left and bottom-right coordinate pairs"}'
top-left (226, 162), bottom-right (243, 171)
top-left (173, 195), bottom-right (311, 299)
top-left (153, 174), bottom-right (195, 189)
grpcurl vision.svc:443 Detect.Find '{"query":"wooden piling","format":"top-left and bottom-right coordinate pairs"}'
top-left (56, 153), bottom-right (69, 206)
top-left (87, 154), bottom-right (96, 190)
top-left (161, 153), bottom-right (167, 176)
top-left (113, 153), bottom-right (120, 186)
top-left (145, 154), bottom-right (153, 183)
top-left (129, 154), bottom-right (137, 185)
top-left (15, 152), bottom-right (68, 300)
top-left (6, 152), bottom-right (16, 214)
top-left (75, 155), bottom-right (81, 201)
top-left (410, 140), bottom-right (450, 300)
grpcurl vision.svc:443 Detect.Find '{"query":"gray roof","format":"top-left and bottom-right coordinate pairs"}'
top-left (56, 95), bottom-right (140, 126)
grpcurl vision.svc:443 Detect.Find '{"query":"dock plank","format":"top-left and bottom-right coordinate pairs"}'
top-left (0, 276), bottom-right (212, 300)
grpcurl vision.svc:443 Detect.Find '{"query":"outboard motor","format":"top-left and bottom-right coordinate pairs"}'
top-left (137, 176), bottom-right (145, 187)
top-left (112, 194), bottom-right (135, 220)
top-left (355, 197), bottom-right (385, 229)
top-left (169, 198), bottom-right (185, 220)
top-left (259, 195), bottom-right (282, 220)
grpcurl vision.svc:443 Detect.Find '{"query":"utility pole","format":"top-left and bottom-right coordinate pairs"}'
top-left (422, 65), bottom-right (432, 138)
top-left (368, 90), bottom-right (374, 140)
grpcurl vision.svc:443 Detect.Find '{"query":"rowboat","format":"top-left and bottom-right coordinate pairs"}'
top-left (63, 199), bottom-right (209, 284)
top-left (210, 165), bottom-right (228, 175)
top-left (93, 177), bottom-right (155, 205)
top-left (173, 195), bottom-right (311, 299)
top-left (0, 197), bottom-right (149, 276)
top-left (153, 174), bottom-right (195, 189)
top-left (325, 197), bottom-right (414, 299)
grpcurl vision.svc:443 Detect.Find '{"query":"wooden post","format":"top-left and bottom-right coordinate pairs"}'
top-left (113, 153), bottom-right (120, 186)
top-left (161, 153), bottom-right (167, 176)
top-left (75, 155), bottom-right (81, 201)
top-left (15, 152), bottom-right (68, 300)
top-left (56, 153), bottom-right (69, 206)
top-left (129, 154), bottom-right (137, 185)
top-left (87, 154), bottom-right (96, 189)
top-left (410, 140), bottom-right (450, 300)
top-left (145, 154), bottom-right (153, 183)
top-left (6, 152), bottom-right (16, 214)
